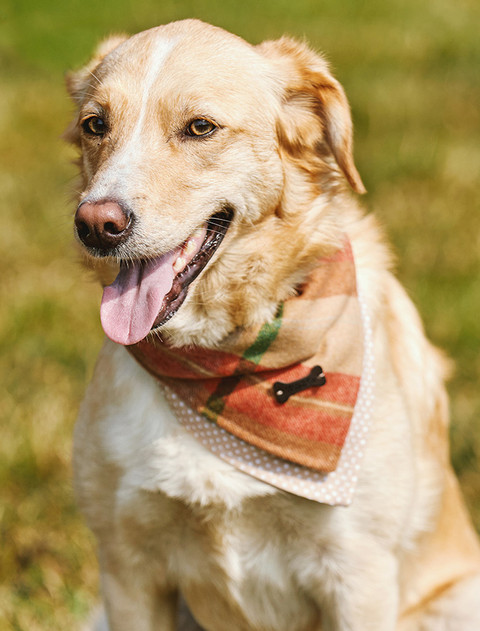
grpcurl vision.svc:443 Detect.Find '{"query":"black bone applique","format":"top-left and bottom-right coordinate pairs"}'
top-left (273, 366), bottom-right (326, 404)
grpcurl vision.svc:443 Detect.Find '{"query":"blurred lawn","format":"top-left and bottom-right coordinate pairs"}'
top-left (1, 0), bottom-right (479, 628)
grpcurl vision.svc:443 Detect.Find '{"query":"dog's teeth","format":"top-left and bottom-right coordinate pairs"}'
top-left (184, 238), bottom-right (198, 258)
top-left (173, 256), bottom-right (187, 274)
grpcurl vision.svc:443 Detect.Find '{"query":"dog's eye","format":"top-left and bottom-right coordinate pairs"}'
top-left (82, 115), bottom-right (107, 137)
top-left (186, 119), bottom-right (217, 137)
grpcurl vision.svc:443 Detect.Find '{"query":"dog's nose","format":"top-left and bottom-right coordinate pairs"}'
top-left (75, 200), bottom-right (133, 250)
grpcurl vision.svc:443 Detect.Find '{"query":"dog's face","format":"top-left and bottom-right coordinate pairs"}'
top-left (66, 19), bottom-right (364, 347)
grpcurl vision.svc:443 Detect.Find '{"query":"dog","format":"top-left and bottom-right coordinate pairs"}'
top-left (66, 19), bottom-right (480, 631)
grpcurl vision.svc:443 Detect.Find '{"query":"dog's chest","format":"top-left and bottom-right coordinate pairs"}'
top-left (117, 481), bottom-right (321, 631)
top-left (82, 346), bottom-right (322, 628)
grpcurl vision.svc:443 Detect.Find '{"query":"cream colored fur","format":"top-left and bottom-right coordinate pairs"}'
top-left (68, 20), bottom-right (480, 631)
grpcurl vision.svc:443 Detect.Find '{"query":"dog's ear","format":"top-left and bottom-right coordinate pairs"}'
top-left (258, 37), bottom-right (366, 194)
top-left (65, 35), bottom-right (128, 106)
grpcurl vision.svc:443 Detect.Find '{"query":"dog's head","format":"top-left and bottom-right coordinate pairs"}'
top-left (66, 19), bottom-right (365, 347)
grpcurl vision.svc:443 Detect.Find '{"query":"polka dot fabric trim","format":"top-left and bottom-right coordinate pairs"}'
top-left (163, 291), bottom-right (375, 506)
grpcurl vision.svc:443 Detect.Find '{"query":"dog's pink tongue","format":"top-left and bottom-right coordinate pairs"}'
top-left (100, 250), bottom-right (178, 346)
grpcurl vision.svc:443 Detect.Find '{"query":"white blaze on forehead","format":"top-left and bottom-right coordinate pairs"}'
top-left (87, 35), bottom-right (177, 202)
top-left (132, 34), bottom-right (177, 143)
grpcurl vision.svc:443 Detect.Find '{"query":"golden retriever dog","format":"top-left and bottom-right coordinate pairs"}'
top-left (66, 19), bottom-right (480, 631)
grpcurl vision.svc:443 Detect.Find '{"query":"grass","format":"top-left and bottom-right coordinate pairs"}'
top-left (1, 0), bottom-right (479, 628)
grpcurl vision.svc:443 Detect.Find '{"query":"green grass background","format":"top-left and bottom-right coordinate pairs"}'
top-left (1, 0), bottom-right (479, 628)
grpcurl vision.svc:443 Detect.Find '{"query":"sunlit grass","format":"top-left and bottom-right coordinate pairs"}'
top-left (1, 0), bottom-right (479, 627)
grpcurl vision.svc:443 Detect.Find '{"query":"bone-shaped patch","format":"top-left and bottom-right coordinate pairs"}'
top-left (273, 366), bottom-right (326, 404)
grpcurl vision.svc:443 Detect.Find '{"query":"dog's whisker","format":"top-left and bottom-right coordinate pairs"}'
top-left (209, 217), bottom-right (233, 226)
top-left (88, 70), bottom-right (102, 86)
top-left (208, 227), bottom-right (231, 235)
top-left (205, 230), bottom-right (230, 238)
top-left (80, 90), bottom-right (100, 100)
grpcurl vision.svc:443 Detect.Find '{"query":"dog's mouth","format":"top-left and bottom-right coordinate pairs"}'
top-left (100, 208), bottom-right (233, 346)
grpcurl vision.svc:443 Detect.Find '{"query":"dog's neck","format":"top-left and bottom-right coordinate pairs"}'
top-left (159, 188), bottom-right (353, 349)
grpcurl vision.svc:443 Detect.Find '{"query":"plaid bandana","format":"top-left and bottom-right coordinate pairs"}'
top-left (127, 239), bottom-right (365, 475)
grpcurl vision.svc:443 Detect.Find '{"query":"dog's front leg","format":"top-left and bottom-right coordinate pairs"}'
top-left (99, 556), bottom-right (178, 631)
top-left (312, 543), bottom-right (399, 631)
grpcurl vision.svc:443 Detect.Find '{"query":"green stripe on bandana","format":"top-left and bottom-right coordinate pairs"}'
top-left (242, 303), bottom-right (284, 365)
top-left (202, 303), bottom-right (284, 420)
